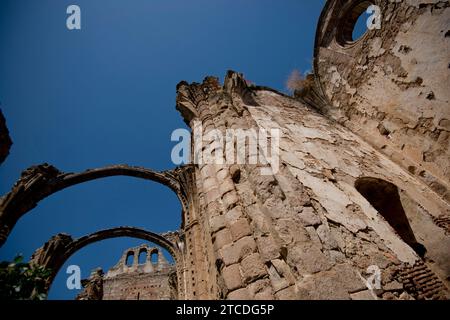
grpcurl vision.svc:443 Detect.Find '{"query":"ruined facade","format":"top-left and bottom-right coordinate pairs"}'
top-left (0, 0), bottom-right (449, 300)
top-left (77, 244), bottom-right (176, 300)
top-left (102, 244), bottom-right (175, 300)
top-left (28, 227), bottom-right (184, 298)
top-left (76, 268), bottom-right (104, 301)
top-left (311, 0), bottom-right (450, 203)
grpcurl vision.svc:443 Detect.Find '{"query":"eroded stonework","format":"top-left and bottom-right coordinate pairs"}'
top-left (0, 0), bottom-right (449, 300)
top-left (77, 245), bottom-right (177, 300)
top-left (311, 0), bottom-right (450, 202)
top-left (29, 227), bottom-right (184, 298)
top-left (175, 69), bottom-right (449, 300)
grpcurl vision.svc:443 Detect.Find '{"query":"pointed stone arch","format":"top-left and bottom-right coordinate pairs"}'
top-left (0, 164), bottom-right (194, 247)
top-left (30, 226), bottom-right (185, 298)
top-left (355, 177), bottom-right (427, 257)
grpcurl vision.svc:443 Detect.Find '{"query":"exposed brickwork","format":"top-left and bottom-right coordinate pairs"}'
top-left (433, 215), bottom-right (450, 235)
top-left (397, 262), bottom-right (449, 300)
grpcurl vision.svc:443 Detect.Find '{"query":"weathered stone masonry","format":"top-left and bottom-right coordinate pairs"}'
top-left (311, 0), bottom-right (450, 202)
top-left (99, 244), bottom-right (176, 300)
top-left (0, 0), bottom-right (449, 300)
top-left (29, 227), bottom-right (184, 298)
top-left (175, 68), bottom-right (449, 300)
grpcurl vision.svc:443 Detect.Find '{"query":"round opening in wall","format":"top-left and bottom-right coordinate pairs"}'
top-left (337, 1), bottom-right (374, 45)
top-left (352, 10), bottom-right (370, 41)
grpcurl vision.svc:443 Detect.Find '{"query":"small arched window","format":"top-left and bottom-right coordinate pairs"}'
top-left (138, 249), bottom-right (147, 265)
top-left (337, 1), bottom-right (373, 45)
top-left (355, 177), bottom-right (426, 257)
top-left (150, 250), bottom-right (159, 265)
top-left (125, 251), bottom-right (134, 266)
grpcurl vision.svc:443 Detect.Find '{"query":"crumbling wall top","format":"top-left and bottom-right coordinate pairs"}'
top-left (105, 244), bottom-right (172, 278)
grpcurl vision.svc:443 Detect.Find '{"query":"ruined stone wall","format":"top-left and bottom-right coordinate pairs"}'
top-left (76, 268), bottom-right (104, 300)
top-left (102, 245), bottom-right (176, 300)
top-left (176, 71), bottom-right (449, 300)
top-left (103, 272), bottom-right (174, 300)
top-left (313, 0), bottom-right (450, 203)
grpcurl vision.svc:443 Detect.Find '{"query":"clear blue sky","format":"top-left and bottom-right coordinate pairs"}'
top-left (0, 0), bottom-right (329, 299)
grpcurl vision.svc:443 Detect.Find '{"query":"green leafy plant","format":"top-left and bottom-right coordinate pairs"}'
top-left (0, 255), bottom-right (51, 300)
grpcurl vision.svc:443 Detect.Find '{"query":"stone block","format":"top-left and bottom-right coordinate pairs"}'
top-left (213, 229), bottom-right (233, 251)
top-left (350, 290), bottom-right (377, 300)
top-left (287, 243), bottom-right (332, 274)
top-left (306, 226), bottom-right (322, 247)
top-left (240, 253), bottom-right (267, 283)
top-left (271, 259), bottom-right (295, 285)
top-left (225, 205), bottom-right (244, 224)
top-left (216, 167), bottom-right (229, 180)
top-left (222, 190), bottom-right (239, 210)
top-left (274, 219), bottom-right (309, 245)
top-left (227, 288), bottom-right (251, 300)
top-left (267, 263), bottom-right (290, 293)
top-left (330, 227), bottom-right (346, 251)
top-left (275, 285), bottom-right (296, 300)
top-left (255, 289), bottom-right (275, 300)
top-left (297, 263), bottom-right (367, 300)
top-left (298, 207), bottom-right (321, 226)
top-left (246, 205), bottom-right (272, 233)
top-left (203, 177), bottom-right (217, 191)
top-left (219, 236), bottom-right (257, 266)
top-left (256, 235), bottom-right (280, 261)
top-left (200, 165), bottom-right (216, 179)
top-left (206, 188), bottom-right (220, 204)
top-left (230, 219), bottom-right (252, 241)
top-left (247, 279), bottom-right (273, 298)
top-left (384, 280), bottom-right (403, 291)
top-left (209, 215), bottom-right (226, 233)
top-left (316, 224), bottom-right (338, 250)
top-left (222, 264), bottom-right (243, 291)
top-left (219, 178), bottom-right (235, 195)
top-left (327, 250), bottom-right (346, 265)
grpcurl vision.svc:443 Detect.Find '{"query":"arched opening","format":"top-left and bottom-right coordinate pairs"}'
top-left (352, 8), bottom-right (370, 41)
top-left (33, 227), bottom-right (182, 300)
top-left (47, 237), bottom-right (176, 300)
top-left (337, 1), bottom-right (373, 45)
top-left (125, 251), bottom-right (134, 267)
top-left (138, 249), bottom-right (147, 265)
top-left (150, 249), bottom-right (159, 265)
top-left (0, 164), bottom-right (188, 300)
top-left (0, 164), bottom-right (189, 249)
top-left (355, 177), bottom-right (426, 257)
top-left (0, 164), bottom-right (188, 296)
